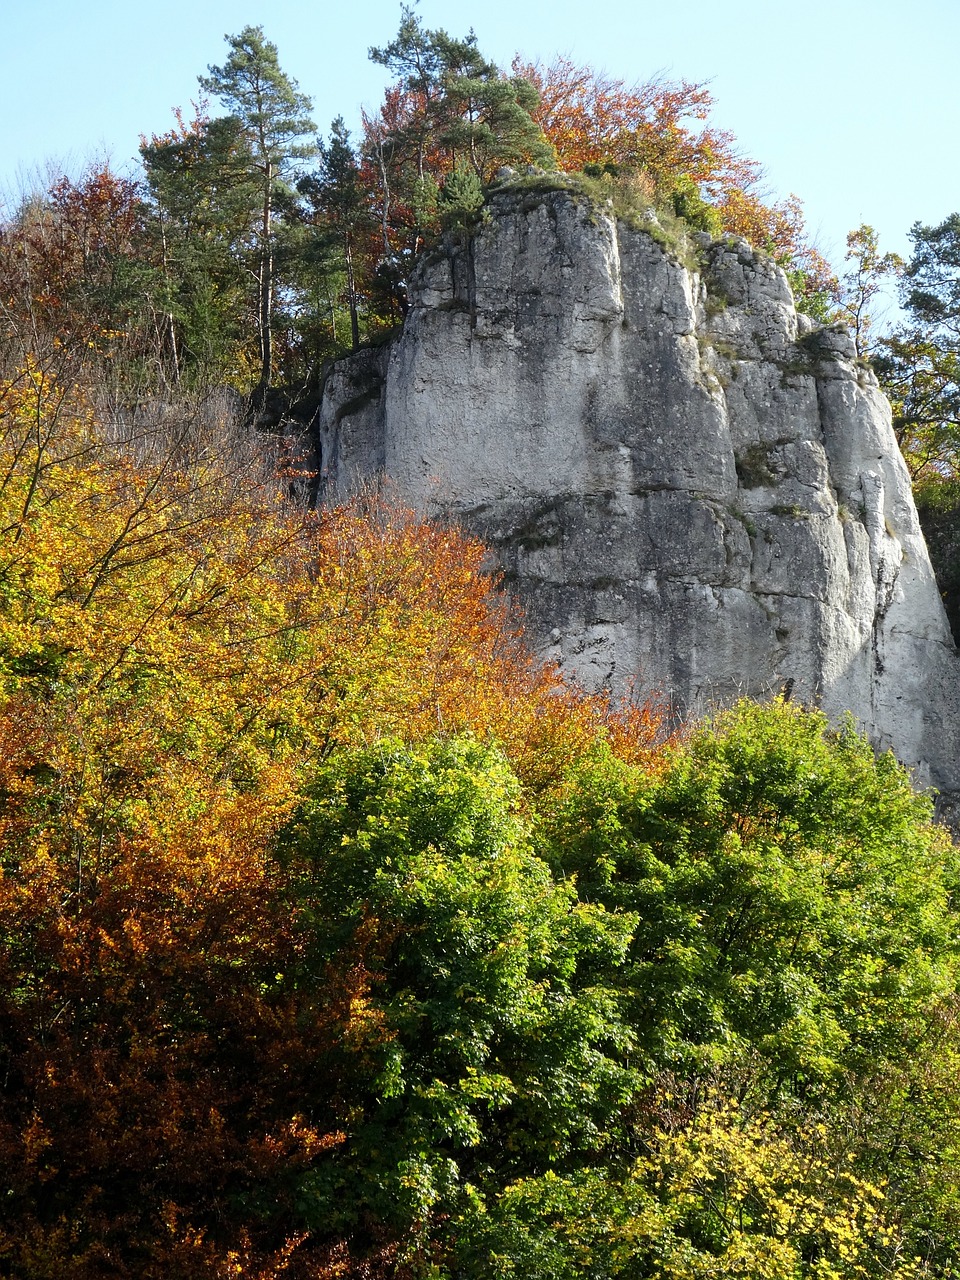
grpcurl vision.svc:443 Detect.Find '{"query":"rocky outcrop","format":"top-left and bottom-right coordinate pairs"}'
top-left (317, 184), bottom-right (960, 799)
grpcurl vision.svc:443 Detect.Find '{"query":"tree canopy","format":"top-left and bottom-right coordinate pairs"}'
top-left (198, 25), bottom-right (316, 406)
top-left (0, 17), bottom-right (844, 407)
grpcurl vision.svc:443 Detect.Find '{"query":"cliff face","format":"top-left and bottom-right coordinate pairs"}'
top-left (317, 185), bottom-right (960, 797)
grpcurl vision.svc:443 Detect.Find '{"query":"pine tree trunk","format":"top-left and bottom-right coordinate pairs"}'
top-left (253, 160), bottom-right (274, 415)
top-left (345, 232), bottom-right (360, 352)
top-left (157, 209), bottom-right (180, 388)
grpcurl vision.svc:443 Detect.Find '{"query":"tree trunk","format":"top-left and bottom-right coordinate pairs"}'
top-left (375, 139), bottom-right (392, 257)
top-left (157, 208), bottom-right (180, 388)
top-left (345, 231), bottom-right (360, 352)
top-left (252, 160), bottom-right (274, 415)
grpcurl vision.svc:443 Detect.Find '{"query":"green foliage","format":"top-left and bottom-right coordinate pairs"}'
top-left (247, 699), bottom-right (960, 1275)
top-left (875, 213), bottom-right (960, 478)
top-left (199, 25), bottom-right (316, 166)
top-left (465, 1091), bottom-right (930, 1280)
top-left (278, 737), bottom-right (637, 1252)
top-left (440, 166), bottom-right (485, 227)
top-left (878, 327), bottom-right (960, 478)
top-left (2, 374), bottom-right (960, 1275)
top-left (735, 441), bottom-right (777, 488)
top-left (670, 174), bottom-right (722, 237)
top-left (583, 161), bottom-right (621, 180)
top-left (298, 117), bottom-right (372, 352)
top-left (370, 8), bottom-right (553, 184)
top-left (440, 71), bottom-right (555, 180)
top-left (902, 213), bottom-right (960, 338)
top-left (831, 223), bottom-right (903, 357)
top-left (786, 261), bottom-right (838, 323)
top-left (141, 113), bottom-right (261, 387)
top-left (308, 117), bottom-right (365, 225)
top-left (540, 699), bottom-right (959, 1084)
top-left (199, 25), bottom-right (316, 399)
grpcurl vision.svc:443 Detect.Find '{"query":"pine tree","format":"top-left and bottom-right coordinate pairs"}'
top-left (300, 119), bottom-right (369, 352)
top-left (200, 26), bottom-right (315, 409)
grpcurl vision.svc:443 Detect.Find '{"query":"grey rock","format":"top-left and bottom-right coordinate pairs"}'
top-left (317, 187), bottom-right (960, 802)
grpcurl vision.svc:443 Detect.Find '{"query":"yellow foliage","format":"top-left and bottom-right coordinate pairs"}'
top-left (619, 1088), bottom-right (929, 1279)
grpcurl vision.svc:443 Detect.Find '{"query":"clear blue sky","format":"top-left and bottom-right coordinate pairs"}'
top-left (2, 0), bottom-right (958, 277)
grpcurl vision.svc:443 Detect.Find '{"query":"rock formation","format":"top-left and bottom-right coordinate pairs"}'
top-left (316, 183), bottom-right (960, 800)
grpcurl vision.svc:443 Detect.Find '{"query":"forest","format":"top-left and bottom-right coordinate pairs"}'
top-left (2, 11), bottom-right (960, 1278)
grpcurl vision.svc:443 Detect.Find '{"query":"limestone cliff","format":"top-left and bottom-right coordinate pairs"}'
top-left (317, 183), bottom-right (960, 799)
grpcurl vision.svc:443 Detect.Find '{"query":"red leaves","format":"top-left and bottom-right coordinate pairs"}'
top-left (0, 166), bottom-right (152, 367)
top-left (511, 55), bottom-right (831, 289)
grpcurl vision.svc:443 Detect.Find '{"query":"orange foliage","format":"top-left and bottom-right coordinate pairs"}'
top-left (359, 85), bottom-right (450, 262)
top-left (0, 363), bottom-right (669, 1275)
top-left (515, 56), bottom-right (832, 291)
top-left (717, 186), bottom-right (836, 294)
top-left (309, 494), bottom-right (670, 785)
top-left (516, 56), bottom-right (758, 200)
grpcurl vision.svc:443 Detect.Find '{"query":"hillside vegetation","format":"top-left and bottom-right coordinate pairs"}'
top-left (3, 13), bottom-right (960, 1278)
top-left (0, 363), bottom-right (959, 1278)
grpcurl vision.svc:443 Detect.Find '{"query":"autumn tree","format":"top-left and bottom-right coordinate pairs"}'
top-left (516, 55), bottom-right (750, 193)
top-left (0, 165), bottom-right (158, 389)
top-left (0, 361), bottom-right (672, 1274)
top-left (2, 361), bottom-right (960, 1276)
top-left (514, 56), bottom-right (835, 311)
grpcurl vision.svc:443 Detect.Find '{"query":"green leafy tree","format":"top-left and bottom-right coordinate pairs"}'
top-left (880, 330), bottom-right (960, 476)
top-left (540, 699), bottom-right (959, 1084)
top-left (277, 737), bottom-right (637, 1262)
top-left (903, 212), bottom-right (960, 338)
top-left (141, 107), bottom-right (262, 387)
top-left (271, 707), bottom-right (960, 1276)
top-left (365, 10), bottom-right (551, 267)
top-left (439, 164), bottom-right (484, 228)
top-left (493, 700), bottom-right (960, 1279)
top-left (369, 6), bottom-right (448, 186)
top-left (876, 214), bottom-right (960, 477)
top-left (833, 223), bottom-right (903, 358)
top-left (200, 25), bottom-right (316, 407)
top-left (426, 29), bottom-right (554, 180)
